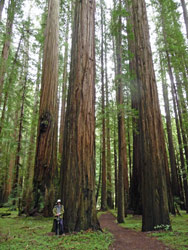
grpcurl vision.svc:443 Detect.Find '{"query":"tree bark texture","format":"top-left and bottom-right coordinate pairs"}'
top-left (33, 0), bottom-right (59, 216)
top-left (131, 0), bottom-right (171, 231)
top-left (126, 0), bottom-right (142, 215)
top-left (60, 0), bottom-right (99, 232)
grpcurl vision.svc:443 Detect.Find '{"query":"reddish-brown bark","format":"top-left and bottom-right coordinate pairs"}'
top-left (33, 0), bottom-right (59, 216)
top-left (60, 0), bottom-right (99, 232)
top-left (131, 0), bottom-right (171, 231)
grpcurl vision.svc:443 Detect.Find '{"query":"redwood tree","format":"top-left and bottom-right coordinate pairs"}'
top-left (33, 0), bottom-right (59, 216)
top-left (131, 0), bottom-right (171, 231)
top-left (60, 0), bottom-right (100, 232)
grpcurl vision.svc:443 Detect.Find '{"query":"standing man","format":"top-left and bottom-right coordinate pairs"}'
top-left (53, 199), bottom-right (65, 235)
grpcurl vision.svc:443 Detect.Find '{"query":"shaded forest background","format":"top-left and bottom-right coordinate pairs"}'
top-left (0, 0), bottom-right (188, 233)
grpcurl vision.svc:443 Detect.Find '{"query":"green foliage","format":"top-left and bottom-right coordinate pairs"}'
top-left (0, 209), bottom-right (113, 250)
top-left (154, 224), bottom-right (171, 231)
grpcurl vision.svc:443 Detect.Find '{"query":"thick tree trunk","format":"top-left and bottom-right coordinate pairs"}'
top-left (60, 0), bottom-right (99, 232)
top-left (131, 0), bottom-right (171, 231)
top-left (126, 0), bottom-right (142, 215)
top-left (33, 0), bottom-right (59, 216)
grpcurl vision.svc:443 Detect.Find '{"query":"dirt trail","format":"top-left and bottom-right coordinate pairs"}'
top-left (99, 212), bottom-right (174, 250)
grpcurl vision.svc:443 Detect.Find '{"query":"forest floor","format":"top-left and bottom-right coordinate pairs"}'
top-left (99, 212), bottom-right (175, 250)
top-left (0, 208), bottom-right (188, 249)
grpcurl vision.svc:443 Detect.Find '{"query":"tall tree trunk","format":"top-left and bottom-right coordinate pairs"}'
top-left (115, 0), bottom-right (128, 223)
top-left (23, 49), bottom-right (42, 213)
top-left (165, 47), bottom-right (188, 212)
top-left (113, 117), bottom-right (118, 208)
top-left (131, 0), bottom-right (171, 231)
top-left (96, 134), bottom-right (102, 203)
top-left (172, 78), bottom-right (188, 212)
top-left (2, 110), bottom-right (19, 202)
top-left (100, 0), bottom-right (107, 211)
top-left (112, 37), bottom-right (118, 209)
top-left (126, 0), bottom-right (142, 215)
top-left (105, 24), bottom-right (113, 209)
top-left (160, 54), bottom-right (180, 199)
top-left (59, 12), bottom-right (70, 157)
top-left (60, 0), bottom-right (100, 232)
top-left (0, 0), bottom-right (15, 104)
top-left (180, 0), bottom-right (188, 40)
top-left (0, 0), bottom-right (5, 22)
top-left (33, 0), bottom-right (59, 217)
top-left (12, 31), bottom-right (29, 204)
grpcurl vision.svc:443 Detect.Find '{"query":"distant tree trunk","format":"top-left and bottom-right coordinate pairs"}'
top-left (172, 79), bottom-right (188, 212)
top-left (0, 0), bottom-right (16, 103)
top-left (113, 118), bottom-right (118, 208)
top-left (60, 0), bottom-right (100, 232)
top-left (0, 34), bottom-right (23, 135)
top-left (112, 38), bottom-right (118, 209)
top-left (160, 54), bottom-right (180, 200)
top-left (105, 24), bottom-right (113, 209)
top-left (180, 0), bottom-right (188, 40)
top-left (23, 50), bottom-right (42, 213)
top-left (0, 0), bottom-right (5, 22)
top-left (100, 0), bottom-right (107, 211)
top-left (59, 13), bottom-right (70, 157)
top-left (96, 135), bottom-right (102, 203)
top-left (2, 111), bottom-right (19, 202)
top-left (164, 48), bottom-right (188, 212)
top-left (12, 32), bottom-right (29, 202)
top-left (33, 0), bottom-right (59, 217)
top-left (115, 0), bottom-right (128, 223)
top-left (131, 0), bottom-right (171, 231)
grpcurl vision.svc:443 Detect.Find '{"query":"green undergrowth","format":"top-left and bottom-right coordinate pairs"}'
top-left (110, 209), bottom-right (188, 250)
top-left (0, 208), bottom-right (113, 250)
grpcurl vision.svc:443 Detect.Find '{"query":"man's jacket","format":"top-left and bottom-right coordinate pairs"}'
top-left (53, 204), bottom-right (64, 219)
